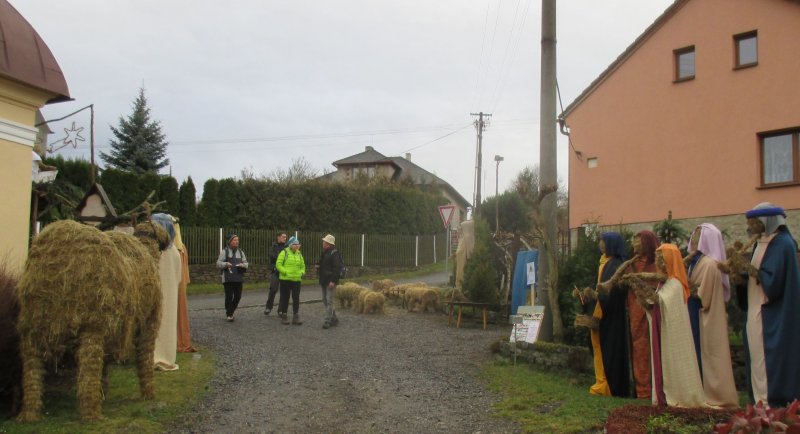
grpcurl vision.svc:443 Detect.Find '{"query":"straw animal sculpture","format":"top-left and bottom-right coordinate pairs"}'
top-left (371, 279), bottom-right (396, 292)
top-left (360, 292), bottom-right (386, 315)
top-left (717, 236), bottom-right (759, 286)
top-left (440, 288), bottom-right (470, 303)
top-left (404, 285), bottom-right (440, 313)
top-left (335, 282), bottom-right (368, 309)
top-left (0, 264), bottom-right (21, 415)
top-left (15, 220), bottom-right (167, 422)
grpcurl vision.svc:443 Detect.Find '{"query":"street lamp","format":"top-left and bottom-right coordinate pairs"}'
top-left (494, 155), bottom-right (504, 233)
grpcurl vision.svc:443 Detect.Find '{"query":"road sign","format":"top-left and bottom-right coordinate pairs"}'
top-left (438, 205), bottom-right (456, 229)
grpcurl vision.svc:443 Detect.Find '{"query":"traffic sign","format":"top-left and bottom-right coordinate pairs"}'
top-left (438, 205), bottom-right (456, 229)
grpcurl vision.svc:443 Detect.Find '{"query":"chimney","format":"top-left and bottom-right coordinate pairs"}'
top-left (365, 146), bottom-right (374, 151)
top-left (405, 153), bottom-right (411, 161)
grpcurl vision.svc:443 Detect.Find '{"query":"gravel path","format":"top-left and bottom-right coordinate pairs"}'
top-left (172, 286), bottom-right (520, 434)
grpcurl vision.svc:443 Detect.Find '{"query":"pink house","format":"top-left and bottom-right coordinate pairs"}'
top-left (561, 0), bottom-right (800, 241)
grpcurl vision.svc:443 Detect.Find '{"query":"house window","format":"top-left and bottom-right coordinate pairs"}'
top-left (674, 46), bottom-right (695, 82)
top-left (734, 31), bottom-right (758, 68)
top-left (587, 157), bottom-right (598, 168)
top-left (760, 129), bottom-right (800, 186)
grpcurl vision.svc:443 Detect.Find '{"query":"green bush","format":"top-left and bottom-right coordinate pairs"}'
top-left (462, 217), bottom-right (500, 303)
top-left (557, 231), bottom-right (601, 347)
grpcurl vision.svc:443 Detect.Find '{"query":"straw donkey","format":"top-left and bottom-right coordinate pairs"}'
top-left (15, 220), bottom-right (168, 422)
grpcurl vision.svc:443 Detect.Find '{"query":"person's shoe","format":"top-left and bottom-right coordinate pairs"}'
top-left (292, 314), bottom-right (303, 325)
top-left (280, 313), bottom-right (290, 325)
top-left (322, 321), bottom-right (331, 329)
top-left (264, 308), bottom-right (271, 316)
top-left (226, 316), bottom-right (234, 322)
top-left (331, 317), bottom-right (339, 326)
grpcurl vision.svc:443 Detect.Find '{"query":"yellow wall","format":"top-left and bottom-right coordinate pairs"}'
top-left (566, 0), bottom-right (800, 228)
top-left (0, 77), bottom-right (54, 273)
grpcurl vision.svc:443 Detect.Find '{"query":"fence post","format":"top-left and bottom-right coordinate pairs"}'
top-left (361, 234), bottom-right (365, 267)
top-left (415, 235), bottom-right (419, 267)
top-left (218, 228), bottom-right (223, 253)
top-left (433, 235), bottom-right (437, 263)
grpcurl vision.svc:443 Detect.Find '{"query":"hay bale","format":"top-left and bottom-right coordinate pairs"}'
top-left (361, 292), bottom-right (386, 315)
top-left (371, 279), bottom-right (395, 292)
top-left (335, 282), bottom-right (368, 309)
top-left (404, 285), bottom-right (440, 313)
top-left (15, 220), bottom-right (163, 422)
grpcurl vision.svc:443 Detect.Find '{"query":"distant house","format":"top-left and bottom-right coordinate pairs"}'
top-left (0, 0), bottom-right (71, 271)
top-left (318, 146), bottom-right (470, 229)
top-left (560, 0), bottom-right (800, 242)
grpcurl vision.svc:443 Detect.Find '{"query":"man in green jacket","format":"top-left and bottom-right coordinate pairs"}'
top-left (275, 236), bottom-right (306, 325)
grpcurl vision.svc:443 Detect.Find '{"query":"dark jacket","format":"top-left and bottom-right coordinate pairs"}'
top-left (318, 247), bottom-right (343, 286)
top-left (269, 241), bottom-right (286, 273)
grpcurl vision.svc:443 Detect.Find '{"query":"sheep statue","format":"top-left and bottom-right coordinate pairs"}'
top-left (15, 219), bottom-right (167, 422)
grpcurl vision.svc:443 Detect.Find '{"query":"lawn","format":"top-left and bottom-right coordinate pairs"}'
top-left (186, 261), bottom-right (448, 296)
top-left (481, 360), bottom-right (642, 433)
top-left (0, 348), bottom-right (215, 433)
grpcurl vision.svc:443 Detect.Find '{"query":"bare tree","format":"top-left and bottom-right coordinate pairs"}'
top-left (269, 157), bottom-right (319, 183)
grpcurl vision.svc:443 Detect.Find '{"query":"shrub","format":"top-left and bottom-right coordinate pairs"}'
top-left (462, 218), bottom-right (500, 303)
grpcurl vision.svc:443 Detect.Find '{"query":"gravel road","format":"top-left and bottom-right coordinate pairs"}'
top-left (172, 280), bottom-right (520, 434)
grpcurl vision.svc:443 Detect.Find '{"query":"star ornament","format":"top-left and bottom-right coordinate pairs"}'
top-left (62, 122), bottom-right (86, 149)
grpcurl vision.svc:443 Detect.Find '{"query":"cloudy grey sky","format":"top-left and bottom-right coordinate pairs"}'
top-left (17, 0), bottom-right (673, 205)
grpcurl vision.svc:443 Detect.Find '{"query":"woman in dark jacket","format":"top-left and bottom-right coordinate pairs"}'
top-left (216, 234), bottom-right (248, 322)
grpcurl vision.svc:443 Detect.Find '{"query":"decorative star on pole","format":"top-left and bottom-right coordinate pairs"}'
top-left (62, 122), bottom-right (85, 149)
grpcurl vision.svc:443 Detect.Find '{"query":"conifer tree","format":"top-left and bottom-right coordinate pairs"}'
top-left (100, 87), bottom-right (169, 174)
top-left (178, 177), bottom-right (198, 226)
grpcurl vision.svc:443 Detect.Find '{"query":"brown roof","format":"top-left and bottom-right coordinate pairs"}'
top-left (0, 0), bottom-right (70, 103)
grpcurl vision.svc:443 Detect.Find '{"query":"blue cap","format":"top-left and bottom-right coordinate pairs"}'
top-left (286, 236), bottom-right (299, 246)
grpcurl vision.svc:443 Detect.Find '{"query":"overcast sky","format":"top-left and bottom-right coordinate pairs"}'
top-left (17, 0), bottom-right (673, 206)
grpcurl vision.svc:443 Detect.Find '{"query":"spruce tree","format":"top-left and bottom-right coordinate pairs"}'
top-left (159, 176), bottom-right (180, 215)
top-left (100, 87), bottom-right (169, 174)
top-left (178, 177), bottom-right (198, 226)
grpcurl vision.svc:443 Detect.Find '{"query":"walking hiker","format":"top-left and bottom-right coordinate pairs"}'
top-left (217, 234), bottom-right (249, 322)
top-left (264, 231), bottom-right (288, 315)
top-left (275, 236), bottom-right (306, 325)
top-left (318, 234), bottom-right (343, 329)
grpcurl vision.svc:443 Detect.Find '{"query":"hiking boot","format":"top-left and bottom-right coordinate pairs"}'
top-left (280, 313), bottom-right (290, 325)
top-left (330, 317), bottom-right (339, 327)
top-left (322, 321), bottom-right (331, 329)
top-left (264, 308), bottom-right (271, 316)
top-left (292, 314), bottom-right (303, 325)
top-left (226, 316), bottom-right (234, 322)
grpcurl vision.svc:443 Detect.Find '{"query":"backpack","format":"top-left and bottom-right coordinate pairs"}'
top-left (331, 248), bottom-right (347, 279)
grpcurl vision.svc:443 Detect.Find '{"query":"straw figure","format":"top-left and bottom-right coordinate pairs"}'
top-left (0, 263), bottom-right (21, 415)
top-left (15, 220), bottom-right (167, 422)
top-left (382, 282), bottom-right (424, 308)
top-left (360, 291), bottom-right (386, 315)
top-left (371, 279), bottom-right (395, 292)
top-left (717, 236), bottom-right (759, 286)
top-left (335, 282), bottom-right (368, 309)
top-left (353, 288), bottom-right (374, 313)
top-left (404, 285), bottom-right (440, 313)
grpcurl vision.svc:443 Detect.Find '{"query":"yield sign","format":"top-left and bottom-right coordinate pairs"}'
top-left (438, 205), bottom-right (456, 229)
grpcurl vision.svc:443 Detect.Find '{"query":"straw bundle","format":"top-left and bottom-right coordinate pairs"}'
top-left (15, 220), bottom-right (163, 422)
top-left (574, 314), bottom-right (599, 330)
top-left (361, 292), bottom-right (386, 315)
top-left (618, 273), bottom-right (666, 309)
top-left (371, 279), bottom-right (396, 292)
top-left (335, 282), bottom-right (369, 309)
top-left (717, 237), bottom-right (759, 286)
top-left (404, 285), bottom-right (440, 313)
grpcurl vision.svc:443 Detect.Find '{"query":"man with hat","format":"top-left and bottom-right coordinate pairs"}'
top-left (318, 234), bottom-right (344, 329)
top-left (740, 202), bottom-right (800, 407)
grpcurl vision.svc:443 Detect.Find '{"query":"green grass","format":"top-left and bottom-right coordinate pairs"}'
top-left (186, 261), bottom-right (449, 296)
top-left (480, 360), bottom-right (644, 433)
top-left (0, 349), bottom-right (215, 433)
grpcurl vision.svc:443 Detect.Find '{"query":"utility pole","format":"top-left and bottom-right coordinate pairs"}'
top-left (494, 155), bottom-right (504, 232)
top-left (538, 0), bottom-right (558, 342)
top-left (471, 112), bottom-right (491, 216)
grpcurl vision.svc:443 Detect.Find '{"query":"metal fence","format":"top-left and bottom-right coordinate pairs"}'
top-left (180, 226), bottom-right (451, 268)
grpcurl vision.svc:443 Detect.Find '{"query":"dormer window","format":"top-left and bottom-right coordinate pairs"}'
top-left (674, 46), bottom-right (695, 82)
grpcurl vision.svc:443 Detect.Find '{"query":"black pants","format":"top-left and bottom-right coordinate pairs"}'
top-left (265, 272), bottom-right (280, 311)
top-left (278, 280), bottom-right (301, 315)
top-left (224, 281), bottom-right (243, 316)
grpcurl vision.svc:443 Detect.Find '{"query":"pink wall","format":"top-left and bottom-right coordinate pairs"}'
top-left (566, 0), bottom-right (800, 228)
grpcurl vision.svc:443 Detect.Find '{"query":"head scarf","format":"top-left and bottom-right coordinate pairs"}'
top-left (656, 243), bottom-right (690, 303)
top-left (601, 232), bottom-right (627, 260)
top-left (689, 223), bottom-right (730, 301)
top-left (636, 230), bottom-right (659, 264)
top-left (746, 202), bottom-right (787, 235)
top-left (151, 213), bottom-right (175, 247)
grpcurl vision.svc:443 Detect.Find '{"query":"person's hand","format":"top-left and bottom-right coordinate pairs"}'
top-left (236, 263), bottom-right (245, 267)
top-left (225, 262), bottom-right (233, 268)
